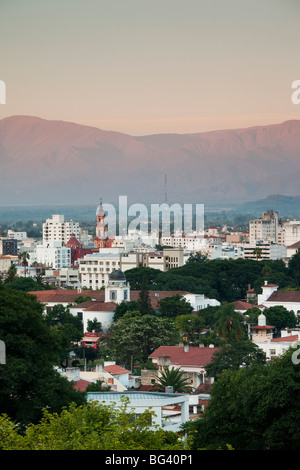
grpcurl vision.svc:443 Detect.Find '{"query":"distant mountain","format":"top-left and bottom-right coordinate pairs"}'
top-left (0, 115), bottom-right (300, 207)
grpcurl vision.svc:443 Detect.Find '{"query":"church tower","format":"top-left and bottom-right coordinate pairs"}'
top-left (94, 199), bottom-right (109, 248)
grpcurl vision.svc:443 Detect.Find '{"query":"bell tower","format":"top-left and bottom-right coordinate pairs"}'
top-left (94, 199), bottom-right (109, 248)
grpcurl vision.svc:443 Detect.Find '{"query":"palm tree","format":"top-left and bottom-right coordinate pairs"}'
top-left (155, 367), bottom-right (193, 393)
top-left (253, 247), bottom-right (262, 260)
top-left (214, 303), bottom-right (244, 343)
top-left (18, 251), bottom-right (30, 277)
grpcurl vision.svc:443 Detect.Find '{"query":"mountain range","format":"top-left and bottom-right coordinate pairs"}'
top-left (0, 115), bottom-right (300, 207)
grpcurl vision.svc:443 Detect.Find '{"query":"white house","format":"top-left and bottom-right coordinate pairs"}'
top-left (86, 390), bottom-right (190, 432)
top-left (258, 281), bottom-right (300, 318)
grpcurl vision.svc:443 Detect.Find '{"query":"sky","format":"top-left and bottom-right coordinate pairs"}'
top-left (1, 0), bottom-right (300, 135)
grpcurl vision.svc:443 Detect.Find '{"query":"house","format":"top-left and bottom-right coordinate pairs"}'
top-left (86, 390), bottom-right (190, 432)
top-left (145, 344), bottom-right (218, 391)
top-left (258, 281), bottom-right (300, 319)
top-left (30, 269), bottom-right (220, 332)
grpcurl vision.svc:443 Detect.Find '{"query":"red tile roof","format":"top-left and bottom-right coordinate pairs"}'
top-left (271, 334), bottom-right (299, 343)
top-left (104, 365), bottom-right (131, 375)
top-left (267, 291), bottom-right (300, 303)
top-left (29, 289), bottom-right (105, 303)
top-left (73, 379), bottom-right (91, 392)
top-left (149, 345), bottom-right (218, 367)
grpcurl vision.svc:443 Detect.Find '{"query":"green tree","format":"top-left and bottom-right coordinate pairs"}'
top-left (174, 314), bottom-right (205, 344)
top-left (205, 339), bottom-right (266, 379)
top-left (137, 277), bottom-right (155, 315)
top-left (110, 312), bottom-right (180, 369)
top-left (18, 251), bottom-right (30, 277)
top-left (0, 287), bottom-right (85, 426)
top-left (87, 318), bottom-right (102, 333)
top-left (4, 264), bottom-right (17, 284)
top-left (184, 347), bottom-right (300, 450)
top-left (264, 305), bottom-right (297, 335)
top-left (214, 303), bottom-right (245, 343)
top-left (288, 251), bottom-right (300, 286)
top-left (85, 379), bottom-right (111, 392)
top-left (0, 399), bottom-right (184, 450)
top-left (154, 367), bottom-right (194, 393)
top-left (158, 294), bottom-right (193, 318)
top-left (113, 300), bottom-right (139, 321)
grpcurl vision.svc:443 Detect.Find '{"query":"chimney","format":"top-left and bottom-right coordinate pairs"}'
top-left (184, 344), bottom-right (189, 352)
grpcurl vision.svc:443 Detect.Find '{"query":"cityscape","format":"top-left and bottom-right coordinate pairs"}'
top-left (1, 0), bottom-right (300, 456)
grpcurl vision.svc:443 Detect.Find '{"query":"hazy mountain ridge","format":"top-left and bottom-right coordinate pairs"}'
top-left (0, 115), bottom-right (299, 205)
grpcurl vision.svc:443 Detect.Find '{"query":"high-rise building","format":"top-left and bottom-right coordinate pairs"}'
top-left (249, 211), bottom-right (279, 244)
top-left (43, 214), bottom-right (80, 245)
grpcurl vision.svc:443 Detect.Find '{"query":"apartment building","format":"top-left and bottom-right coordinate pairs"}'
top-left (43, 214), bottom-right (80, 245)
top-left (249, 211), bottom-right (279, 244)
top-left (36, 241), bottom-right (71, 269)
top-left (78, 252), bottom-right (120, 289)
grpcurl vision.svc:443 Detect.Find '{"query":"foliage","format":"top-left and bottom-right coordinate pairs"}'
top-left (205, 339), bottom-right (266, 379)
top-left (158, 294), bottom-right (193, 318)
top-left (113, 300), bottom-right (139, 321)
top-left (137, 277), bottom-right (155, 316)
top-left (109, 312), bottom-right (180, 369)
top-left (154, 367), bottom-right (194, 393)
top-left (213, 303), bottom-right (245, 343)
top-left (87, 318), bottom-right (102, 333)
top-left (45, 304), bottom-right (83, 344)
top-left (184, 348), bottom-right (300, 450)
top-left (265, 305), bottom-right (297, 333)
top-left (0, 399), bottom-right (185, 450)
top-left (85, 380), bottom-right (111, 392)
top-left (0, 287), bottom-right (86, 426)
top-left (174, 314), bottom-right (205, 344)
top-left (5, 276), bottom-right (51, 292)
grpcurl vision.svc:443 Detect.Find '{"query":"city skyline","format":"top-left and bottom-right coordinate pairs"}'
top-left (1, 0), bottom-right (300, 135)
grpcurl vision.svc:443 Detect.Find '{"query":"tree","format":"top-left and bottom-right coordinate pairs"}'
top-left (154, 367), bottom-right (194, 393)
top-left (0, 287), bottom-right (85, 426)
top-left (110, 312), bottom-right (180, 369)
top-left (184, 347), bottom-right (300, 450)
top-left (4, 264), bottom-right (17, 284)
top-left (174, 314), bottom-right (205, 344)
top-left (87, 318), bottom-right (102, 333)
top-left (158, 294), bottom-right (193, 318)
top-left (288, 251), bottom-right (300, 286)
top-left (214, 303), bottom-right (245, 343)
top-left (18, 251), bottom-right (30, 277)
top-left (264, 305), bottom-right (297, 335)
top-left (113, 300), bottom-right (139, 321)
top-left (137, 277), bottom-right (155, 316)
top-left (85, 379), bottom-right (111, 392)
top-left (205, 339), bottom-right (266, 379)
top-left (0, 399), bottom-right (185, 450)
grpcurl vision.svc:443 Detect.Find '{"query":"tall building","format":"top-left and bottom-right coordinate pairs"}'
top-left (94, 200), bottom-right (111, 249)
top-left (249, 211), bottom-right (279, 244)
top-left (43, 214), bottom-right (80, 245)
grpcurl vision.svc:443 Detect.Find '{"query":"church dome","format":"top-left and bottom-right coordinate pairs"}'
top-left (109, 269), bottom-right (126, 281)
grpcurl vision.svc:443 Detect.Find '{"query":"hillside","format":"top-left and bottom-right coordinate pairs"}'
top-left (0, 115), bottom-right (300, 206)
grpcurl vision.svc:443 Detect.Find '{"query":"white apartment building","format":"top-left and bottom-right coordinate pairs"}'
top-left (249, 211), bottom-right (279, 244)
top-left (278, 220), bottom-right (300, 246)
top-left (78, 253), bottom-right (120, 289)
top-left (36, 241), bottom-right (71, 269)
top-left (43, 214), bottom-right (80, 245)
top-left (243, 242), bottom-right (287, 261)
top-left (7, 230), bottom-right (27, 240)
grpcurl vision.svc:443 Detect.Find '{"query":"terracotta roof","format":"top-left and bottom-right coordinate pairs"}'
top-left (233, 301), bottom-right (259, 311)
top-left (130, 290), bottom-right (191, 309)
top-left (287, 241), bottom-right (300, 249)
top-left (104, 365), bottom-right (131, 375)
top-left (149, 345), bottom-right (218, 367)
top-left (250, 325), bottom-right (275, 330)
top-left (73, 379), bottom-right (91, 392)
top-left (267, 291), bottom-right (300, 303)
top-left (262, 283), bottom-right (279, 288)
top-left (271, 335), bottom-right (299, 343)
top-left (84, 302), bottom-right (117, 312)
top-left (29, 289), bottom-right (105, 303)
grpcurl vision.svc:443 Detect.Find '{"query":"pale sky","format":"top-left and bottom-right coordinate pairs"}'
top-left (1, 0), bottom-right (300, 135)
